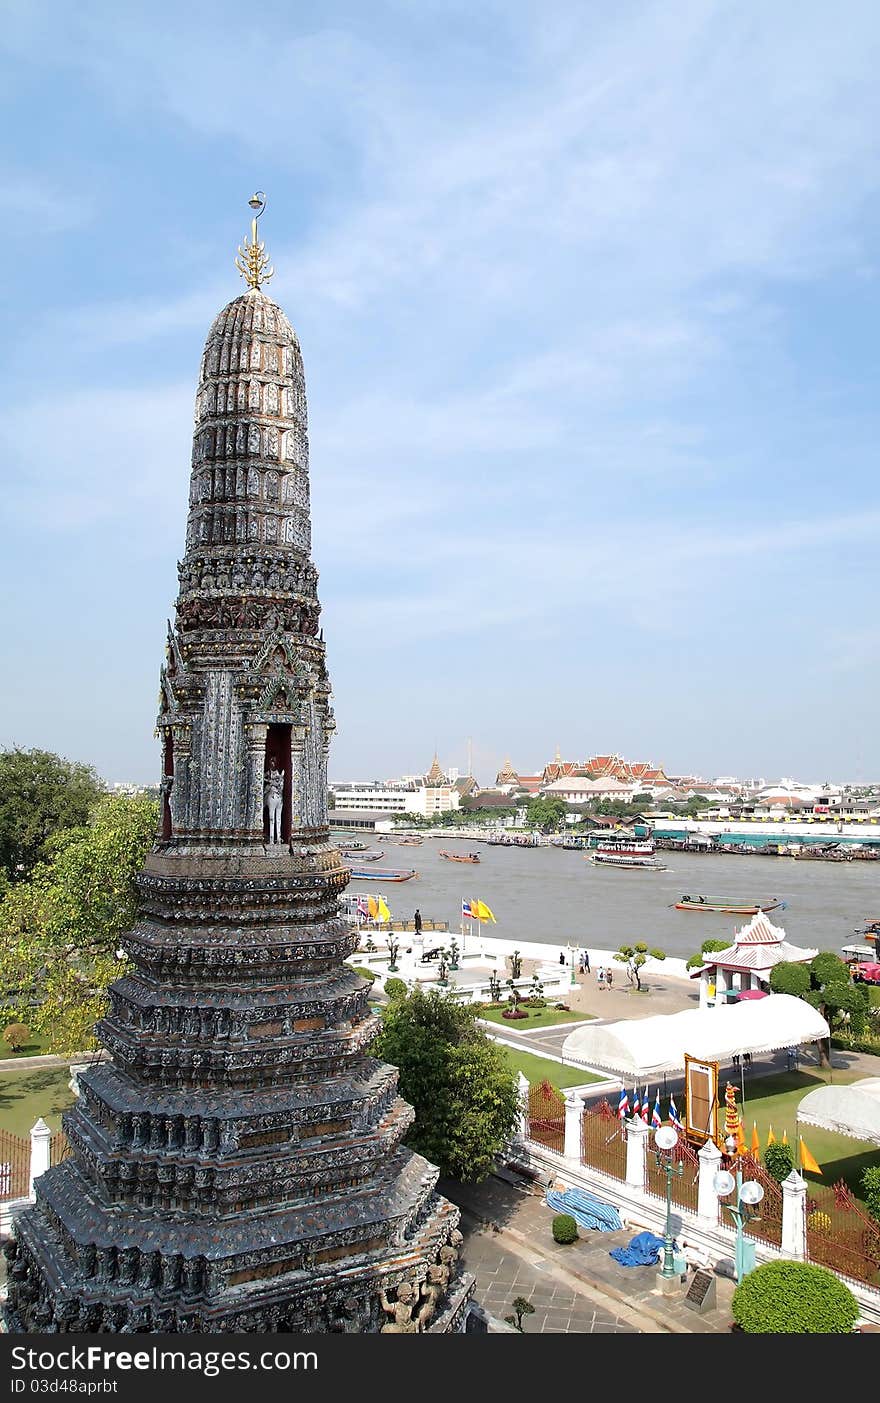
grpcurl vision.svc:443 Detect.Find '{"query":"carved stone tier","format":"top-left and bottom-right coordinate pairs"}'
top-left (4, 281), bottom-right (472, 1333)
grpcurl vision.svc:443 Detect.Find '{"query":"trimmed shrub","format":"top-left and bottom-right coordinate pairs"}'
top-left (502, 1008), bottom-right (528, 1020)
top-left (552, 1213), bottom-right (578, 1245)
top-left (861, 1166), bottom-right (880, 1226)
top-left (384, 977), bottom-right (407, 1003)
top-left (3, 1023), bottom-right (30, 1052)
top-left (731, 1260), bottom-right (859, 1333)
top-left (764, 1142), bottom-right (794, 1182)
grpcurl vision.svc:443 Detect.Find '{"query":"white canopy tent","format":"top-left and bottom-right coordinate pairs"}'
top-left (560, 993), bottom-right (829, 1078)
top-left (797, 1078), bottom-right (880, 1147)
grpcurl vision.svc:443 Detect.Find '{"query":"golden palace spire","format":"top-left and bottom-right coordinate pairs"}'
top-left (235, 190), bottom-right (274, 289)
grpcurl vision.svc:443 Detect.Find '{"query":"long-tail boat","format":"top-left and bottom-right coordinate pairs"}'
top-left (674, 895), bottom-right (784, 914)
top-left (438, 851), bottom-right (480, 863)
top-left (346, 867), bottom-right (419, 882)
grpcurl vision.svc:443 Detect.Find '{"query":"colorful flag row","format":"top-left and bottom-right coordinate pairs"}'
top-left (356, 895), bottom-right (391, 923)
top-left (462, 899), bottom-right (496, 923)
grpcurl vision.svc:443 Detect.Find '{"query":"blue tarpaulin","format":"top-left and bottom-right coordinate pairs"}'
top-left (545, 1187), bottom-right (623, 1232)
top-left (609, 1231), bottom-right (667, 1267)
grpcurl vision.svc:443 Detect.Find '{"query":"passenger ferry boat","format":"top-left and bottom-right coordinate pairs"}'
top-left (587, 837), bottom-right (666, 870)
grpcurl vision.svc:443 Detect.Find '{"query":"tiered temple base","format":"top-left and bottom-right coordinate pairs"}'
top-left (4, 837), bottom-right (473, 1333)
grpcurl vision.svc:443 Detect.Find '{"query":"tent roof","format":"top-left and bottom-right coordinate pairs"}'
top-left (797, 1078), bottom-right (880, 1147)
top-left (560, 993), bottom-right (829, 1078)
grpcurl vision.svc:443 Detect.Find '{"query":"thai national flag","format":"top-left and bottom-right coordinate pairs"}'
top-left (669, 1096), bottom-right (683, 1130)
top-left (617, 1088), bottom-right (629, 1120)
top-left (356, 896), bottom-right (370, 920)
top-left (632, 1088), bottom-right (640, 1119)
top-left (651, 1090), bottom-right (662, 1128)
top-left (641, 1090), bottom-right (649, 1124)
top-left (462, 899), bottom-right (475, 920)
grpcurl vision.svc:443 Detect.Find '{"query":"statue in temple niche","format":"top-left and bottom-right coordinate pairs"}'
top-left (264, 763), bottom-right (284, 844)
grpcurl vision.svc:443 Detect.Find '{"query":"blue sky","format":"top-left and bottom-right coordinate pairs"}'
top-left (1, 1), bottom-right (879, 786)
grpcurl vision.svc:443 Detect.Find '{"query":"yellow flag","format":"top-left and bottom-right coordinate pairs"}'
top-left (766, 1124), bottom-right (776, 1146)
top-left (782, 1129), bottom-right (788, 1146)
top-left (800, 1137), bottom-right (822, 1175)
top-left (751, 1122), bottom-right (760, 1156)
top-left (376, 896), bottom-right (391, 924)
top-left (367, 896), bottom-right (378, 919)
top-left (736, 1123), bottom-right (746, 1155)
top-left (475, 900), bottom-right (496, 923)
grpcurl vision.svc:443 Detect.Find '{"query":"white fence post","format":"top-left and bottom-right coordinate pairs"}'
top-left (625, 1116), bottom-right (649, 1187)
top-left (516, 1072), bottom-right (530, 1142)
top-left (697, 1138), bottom-right (723, 1222)
top-left (781, 1168), bottom-right (808, 1261)
top-left (564, 1093), bottom-right (582, 1163)
top-left (29, 1118), bottom-right (52, 1198)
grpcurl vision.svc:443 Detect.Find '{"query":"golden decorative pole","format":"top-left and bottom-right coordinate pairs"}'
top-left (235, 191), bottom-right (274, 289)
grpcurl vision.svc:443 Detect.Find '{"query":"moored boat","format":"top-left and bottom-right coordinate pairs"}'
top-left (346, 867), bottom-right (419, 882)
top-left (396, 836), bottom-right (424, 846)
top-left (342, 849), bottom-right (384, 861)
top-left (674, 895), bottom-right (784, 914)
top-left (438, 850), bottom-right (481, 863)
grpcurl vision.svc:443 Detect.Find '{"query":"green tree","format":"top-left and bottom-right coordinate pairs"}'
top-left (769, 962), bottom-right (811, 998)
top-left (861, 1166), bottom-right (880, 1226)
top-left (374, 988), bottom-right (519, 1181)
top-left (0, 747), bottom-right (105, 882)
top-left (804, 952), bottom-right (869, 1061)
top-left (525, 797), bottom-right (567, 832)
top-left (731, 1260), bottom-right (859, 1333)
top-left (686, 937), bottom-right (730, 971)
top-left (0, 793), bottom-right (157, 1053)
top-left (505, 1296), bottom-right (535, 1332)
top-left (614, 942), bottom-right (666, 991)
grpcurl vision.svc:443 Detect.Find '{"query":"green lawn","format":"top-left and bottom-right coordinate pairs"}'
top-left (0, 1066), bottom-right (75, 1137)
top-left (736, 1067), bottom-right (876, 1205)
top-left (497, 1046), bottom-right (604, 1091)
top-left (0, 1030), bottom-right (56, 1060)
top-left (479, 1005), bottom-right (592, 1030)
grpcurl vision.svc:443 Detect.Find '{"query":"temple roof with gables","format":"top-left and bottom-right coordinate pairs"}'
top-left (690, 910), bottom-right (818, 976)
top-left (424, 752), bottom-right (447, 786)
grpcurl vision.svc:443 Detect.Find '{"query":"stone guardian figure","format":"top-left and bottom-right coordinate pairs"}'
top-left (264, 763), bottom-right (284, 844)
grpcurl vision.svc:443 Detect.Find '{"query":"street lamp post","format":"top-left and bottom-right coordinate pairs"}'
top-left (568, 944), bottom-right (577, 987)
top-left (714, 1139), bottom-right (765, 1283)
top-left (653, 1125), bottom-right (684, 1280)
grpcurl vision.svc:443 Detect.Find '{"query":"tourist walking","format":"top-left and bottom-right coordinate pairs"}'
top-left (606, 967), bottom-right (613, 990)
top-left (597, 966), bottom-right (606, 990)
top-left (582, 948), bottom-right (590, 974)
top-left (559, 951), bottom-right (566, 966)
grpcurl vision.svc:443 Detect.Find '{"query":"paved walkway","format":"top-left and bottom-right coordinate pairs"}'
top-left (440, 1173), bottom-right (737, 1334)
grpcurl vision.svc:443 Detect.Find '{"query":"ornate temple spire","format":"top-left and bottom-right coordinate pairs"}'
top-left (5, 200), bottom-right (471, 1336)
top-left (235, 191), bottom-right (274, 290)
top-left (425, 752), bottom-right (447, 786)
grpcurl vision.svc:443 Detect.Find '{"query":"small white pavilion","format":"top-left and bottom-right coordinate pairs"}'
top-left (689, 910), bottom-right (818, 1010)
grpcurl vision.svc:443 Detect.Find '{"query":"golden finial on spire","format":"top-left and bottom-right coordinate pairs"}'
top-left (235, 191), bottom-right (274, 289)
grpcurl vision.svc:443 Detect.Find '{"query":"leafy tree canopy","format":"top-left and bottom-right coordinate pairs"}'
top-left (0, 747), bottom-right (105, 882)
top-left (525, 797), bottom-right (568, 832)
top-left (0, 793), bottom-right (157, 1054)
top-left (374, 987), bottom-right (519, 1181)
top-left (769, 962), bottom-right (811, 998)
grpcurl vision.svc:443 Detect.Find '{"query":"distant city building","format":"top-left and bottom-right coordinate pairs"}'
top-left (330, 753), bottom-right (461, 817)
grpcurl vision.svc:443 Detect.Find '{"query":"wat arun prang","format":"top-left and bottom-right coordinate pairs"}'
top-left (5, 198), bottom-right (472, 1334)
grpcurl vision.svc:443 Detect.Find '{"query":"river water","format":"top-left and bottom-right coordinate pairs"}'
top-left (342, 838), bottom-right (879, 962)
